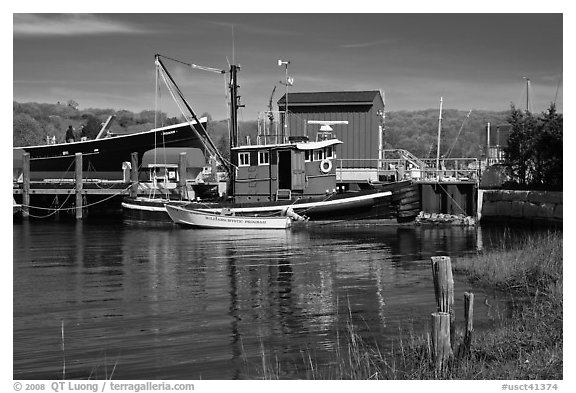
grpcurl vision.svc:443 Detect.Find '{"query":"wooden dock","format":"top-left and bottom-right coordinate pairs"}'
top-left (13, 152), bottom-right (140, 220)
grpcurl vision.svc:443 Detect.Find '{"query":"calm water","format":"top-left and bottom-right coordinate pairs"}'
top-left (13, 218), bottom-right (528, 379)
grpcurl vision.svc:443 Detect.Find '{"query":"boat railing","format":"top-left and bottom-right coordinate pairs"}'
top-left (252, 111), bottom-right (290, 146)
top-left (335, 157), bottom-right (479, 183)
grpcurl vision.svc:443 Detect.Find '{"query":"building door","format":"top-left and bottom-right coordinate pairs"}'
top-left (291, 151), bottom-right (306, 190)
top-left (277, 150), bottom-right (292, 190)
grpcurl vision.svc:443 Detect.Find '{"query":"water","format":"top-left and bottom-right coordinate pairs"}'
top-left (13, 219), bottom-right (530, 380)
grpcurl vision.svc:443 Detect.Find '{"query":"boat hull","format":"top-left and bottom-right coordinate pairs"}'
top-left (13, 120), bottom-right (207, 181)
top-left (122, 198), bottom-right (189, 225)
top-left (166, 205), bottom-right (291, 229)
top-left (123, 188), bottom-right (392, 222)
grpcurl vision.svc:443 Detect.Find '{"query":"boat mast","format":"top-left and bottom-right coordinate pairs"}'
top-left (435, 97), bottom-right (443, 175)
top-left (229, 64), bottom-right (241, 151)
top-left (228, 64), bottom-right (243, 197)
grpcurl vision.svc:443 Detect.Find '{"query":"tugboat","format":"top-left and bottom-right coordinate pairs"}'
top-left (123, 60), bottom-right (407, 224)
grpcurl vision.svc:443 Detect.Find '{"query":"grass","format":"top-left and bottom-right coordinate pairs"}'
top-left (248, 230), bottom-right (563, 380)
top-left (452, 230), bottom-right (563, 299)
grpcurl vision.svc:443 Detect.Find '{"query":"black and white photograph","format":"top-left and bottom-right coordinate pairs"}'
top-left (10, 5), bottom-right (566, 389)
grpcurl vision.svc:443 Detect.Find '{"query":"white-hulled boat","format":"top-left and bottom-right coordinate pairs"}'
top-left (166, 204), bottom-right (294, 229)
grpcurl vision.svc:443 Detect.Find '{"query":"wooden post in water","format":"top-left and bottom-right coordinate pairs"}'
top-left (130, 152), bottom-right (139, 198)
top-left (178, 152), bottom-right (187, 200)
top-left (431, 311), bottom-right (452, 372)
top-left (75, 153), bottom-right (83, 220)
top-left (431, 256), bottom-right (455, 345)
top-left (462, 292), bottom-right (474, 357)
top-left (22, 152), bottom-right (30, 219)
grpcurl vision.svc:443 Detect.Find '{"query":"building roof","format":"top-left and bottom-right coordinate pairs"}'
top-left (277, 90), bottom-right (382, 106)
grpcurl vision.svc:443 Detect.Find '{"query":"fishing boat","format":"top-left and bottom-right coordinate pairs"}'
top-left (123, 59), bottom-right (417, 225)
top-left (165, 205), bottom-right (300, 229)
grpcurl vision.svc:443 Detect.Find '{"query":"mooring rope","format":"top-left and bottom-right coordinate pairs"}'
top-left (17, 184), bottom-right (132, 219)
top-left (437, 183), bottom-right (467, 215)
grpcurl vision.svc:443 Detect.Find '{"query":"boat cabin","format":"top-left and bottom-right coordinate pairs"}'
top-left (231, 134), bottom-right (342, 204)
top-left (140, 147), bottom-right (206, 185)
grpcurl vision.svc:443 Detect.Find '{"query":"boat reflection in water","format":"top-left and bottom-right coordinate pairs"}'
top-left (14, 220), bottom-right (517, 379)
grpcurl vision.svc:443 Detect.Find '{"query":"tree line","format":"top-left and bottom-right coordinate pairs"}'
top-left (13, 101), bottom-right (509, 158)
top-left (13, 102), bottom-right (182, 147)
top-left (13, 101), bottom-right (563, 191)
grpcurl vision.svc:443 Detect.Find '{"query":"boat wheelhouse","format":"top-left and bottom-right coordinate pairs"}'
top-left (231, 130), bottom-right (342, 204)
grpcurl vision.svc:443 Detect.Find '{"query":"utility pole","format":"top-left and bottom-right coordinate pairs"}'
top-left (523, 77), bottom-right (531, 113)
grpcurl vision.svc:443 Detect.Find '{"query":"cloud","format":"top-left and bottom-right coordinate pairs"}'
top-left (13, 14), bottom-right (145, 36)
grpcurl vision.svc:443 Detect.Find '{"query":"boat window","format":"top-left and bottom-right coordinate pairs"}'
top-left (238, 152), bottom-right (250, 167)
top-left (324, 146), bottom-right (333, 159)
top-left (314, 149), bottom-right (325, 161)
top-left (167, 170), bottom-right (177, 181)
top-left (305, 150), bottom-right (312, 162)
top-left (258, 150), bottom-right (270, 166)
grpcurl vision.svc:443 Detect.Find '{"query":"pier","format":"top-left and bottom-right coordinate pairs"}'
top-left (13, 152), bottom-right (141, 220)
top-left (336, 151), bottom-right (479, 217)
top-left (13, 150), bottom-right (213, 220)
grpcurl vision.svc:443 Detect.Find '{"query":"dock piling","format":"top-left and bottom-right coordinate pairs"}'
top-left (431, 256), bottom-right (455, 344)
top-left (431, 311), bottom-right (452, 372)
top-left (462, 292), bottom-right (475, 357)
top-left (178, 152), bottom-right (187, 200)
top-left (130, 152), bottom-right (139, 198)
top-left (75, 153), bottom-right (83, 220)
top-left (22, 152), bottom-right (30, 219)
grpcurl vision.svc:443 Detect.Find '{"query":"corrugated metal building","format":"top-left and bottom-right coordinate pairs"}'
top-left (277, 91), bottom-right (385, 169)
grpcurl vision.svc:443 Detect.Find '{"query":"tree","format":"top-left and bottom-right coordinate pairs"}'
top-left (13, 113), bottom-right (45, 147)
top-left (504, 106), bottom-right (535, 186)
top-left (532, 104), bottom-right (562, 189)
top-left (83, 115), bottom-right (105, 139)
top-left (503, 104), bottom-right (562, 190)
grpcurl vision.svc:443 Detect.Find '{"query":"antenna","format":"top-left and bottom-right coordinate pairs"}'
top-left (232, 25), bottom-right (235, 65)
top-left (278, 59), bottom-right (292, 139)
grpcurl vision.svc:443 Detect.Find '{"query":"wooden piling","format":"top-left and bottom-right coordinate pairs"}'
top-left (75, 153), bottom-right (83, 220)
top-left (130, 152), bottom-right (139, 198)
top-left (462, 292), bottom-right (474, 356)
top-left (22, 152), bottom-right (30, 219)
top-left (431, 256), bottom-right (455, 344)
top-left (431, 311), bottom-right (452, 371)
top-left (178, 152), bottom-right (187, 200)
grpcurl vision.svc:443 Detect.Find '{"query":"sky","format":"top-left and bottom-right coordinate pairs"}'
top-left (12, 11), bottom-right (564, 121)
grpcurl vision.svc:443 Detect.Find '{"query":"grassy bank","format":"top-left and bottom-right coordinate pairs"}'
top-left (250, 231), bottom-right (563, 379)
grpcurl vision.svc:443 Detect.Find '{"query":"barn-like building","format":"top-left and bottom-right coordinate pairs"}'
top-left (277, 91), bottom-right (385, 173)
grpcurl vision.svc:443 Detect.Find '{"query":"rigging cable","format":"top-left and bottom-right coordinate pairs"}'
top-left (445, 109), bottom-right (472, 158)
top-left (553, 75), bottom-right (562, 105)
top-left (156, 57), bottom-right (234, 170)
top-left (152, 60), bottom-right (159, 200)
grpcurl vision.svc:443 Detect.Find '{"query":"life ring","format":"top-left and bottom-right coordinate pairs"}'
top-left (320, 159), bottom-right (332, 174)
